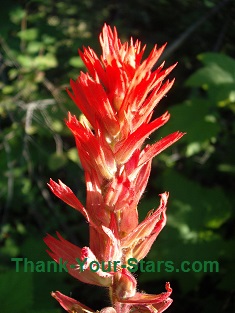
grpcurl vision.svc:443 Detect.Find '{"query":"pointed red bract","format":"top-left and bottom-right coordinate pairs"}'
top-left (48, 179), bottom-right (90, 221)
top-left (44, 233), bottom-right (112, 287)
top-left (121, 193), bottom-right (168, 261)
top-left (52, 291), bottom-right (94, 313)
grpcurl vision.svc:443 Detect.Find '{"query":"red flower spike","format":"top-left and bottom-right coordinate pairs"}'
top-left (45, 23), bottom-right (185, 313)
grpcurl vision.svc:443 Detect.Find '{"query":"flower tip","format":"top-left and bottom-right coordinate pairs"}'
top-left (165, 282), bottom-right (172, 293)
top-left (179, 131), bottom-right (187, 139)
top-left (48, 178), bottom-right (54, 184)
top-left (43, 235), bottom-right (51, 247)
top-left (58, 179), bottom-right (65, 187)
top-left (47, 179), bottom-right (55, 191)
top-left (156, 42), bottom-right (168, 56)
top-left (67, 111), bottom-right (73, 120)
top-left (51, 291), bottom-right (56, 298)
top-left (162, 111), bottom-right (170, 121)
top-left (159, 192), bottom-right (169, 203)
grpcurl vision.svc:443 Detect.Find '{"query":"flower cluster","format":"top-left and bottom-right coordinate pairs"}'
top-left (44, 24), bottom-right (184, 313)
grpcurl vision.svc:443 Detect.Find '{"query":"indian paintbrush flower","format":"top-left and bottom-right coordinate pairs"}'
top-left (44, 23), bottom-right (185, 313)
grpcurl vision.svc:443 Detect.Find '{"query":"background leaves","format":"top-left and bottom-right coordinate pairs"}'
top-left (1, 0), bottom-right (235, 312)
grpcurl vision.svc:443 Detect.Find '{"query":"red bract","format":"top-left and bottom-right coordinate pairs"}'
top-left (44, 23), bottom-right (185, 313)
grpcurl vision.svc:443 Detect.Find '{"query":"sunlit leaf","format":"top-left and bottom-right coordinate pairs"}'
top-left (163, 169), bottom-right (231, 232)
top-left (9, 6), bottom-right (26, 24)
top-left (17, 54), bottom-right (34, 68)
top-left (34, 54), bottom-right (58, 70)
top-left (67, 147), bottom-right (80, 163)
top-left (27, 41), bottom-right (43, 54)
top-left (157, 98), bottom-right (220, 156)
top-left (186, 53), bottom-right (235, 87)
top-left (48, 152), bottom-right (67, 171)
top-left (17, 28), bottom-right (39, 41)
top-left (69, 56), bottom-right (84, 68)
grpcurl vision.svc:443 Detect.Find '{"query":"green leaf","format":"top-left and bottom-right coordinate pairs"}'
top-left (17, 28), bottom-right (39, 41)
top-left (51, 120), bottom-right (64, 132)
top-left (186, 53), bottom-right (235, 87)
top-left (67, 147), bottom-right (80, 163)
top-left (157, 98), bottom-right (220, 156)
top-left (1, 237), bottom-right (19, 257)
top-left (2, 85), bottom-right (14, 94)
top-left (16, 52), bottom-right (58, 70)
top-left (207, 83), bottom-right (235, 110)
top-left (34, 54), bottom-right (58, 70)
top-left (48, 153), bottom-right (67, 171)
top-left (9, 7), bottom-right (26, 24)
top-left (199, 53), bottom-right (235, 75)
top-left (69, 56), bottom-right (84, 68)
top-left (17, 55), bottom-right (34, 68)
top-left (42, 34), bottom-right (56, 45)
top-left (26, 41), bottom-right (43, 54)
top-left (218, 163), bottom-right (235, 175)
top-left (163, 169), bottom-right (231, 232)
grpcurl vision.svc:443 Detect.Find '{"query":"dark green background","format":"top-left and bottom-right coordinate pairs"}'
top-left (0, 0), bottom-right (235, 312)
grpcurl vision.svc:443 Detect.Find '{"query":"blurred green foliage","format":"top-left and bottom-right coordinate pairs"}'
top-left (0, 0), bottom-right (235, 312)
